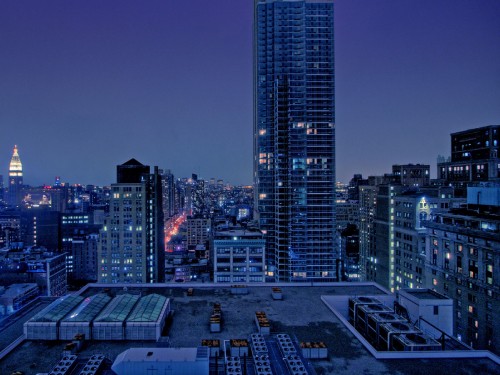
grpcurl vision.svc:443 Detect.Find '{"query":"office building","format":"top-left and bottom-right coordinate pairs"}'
top-left (437, 125), bottom-right (500, 195)
top-left (186, 217), bottom-right (211, 249)
top-left (359, 185), bottom-right (377, 282)
top-left (20, 209), bottom-right (61, 251)
top-left (98, 159), bottom-right (165, 283)
top-left (340, 224), bottom-right (360, 281)
top-left (213, 227), bottom-right (265, 283)
top-left (254, 0), bottom-right (336, 281)
top-left (7, 145), bottom-right (23, 207)
top-left (160, 169), bottom-right (177, 220)
top-left (392, 164), bottom-right (430, 187)
top-left (0, 249), bottom-right (67, 296)
top-left (0, 212), bottom-right (21, 248)
top-left (0, 283), bottom-right (39, 316)
top-left (392, 187), bottom-right (463, 291)
top-left (423, 184), bottom-right (499, 353)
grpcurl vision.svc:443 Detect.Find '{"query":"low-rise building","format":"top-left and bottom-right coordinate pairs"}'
top-left (0, 283), bottom-right (39, 316)
top-left (213, 228), bottom-right (265, 283)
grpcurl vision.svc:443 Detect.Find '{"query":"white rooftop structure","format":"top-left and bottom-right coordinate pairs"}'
top-left (112, 347), bottom-right (209, 375)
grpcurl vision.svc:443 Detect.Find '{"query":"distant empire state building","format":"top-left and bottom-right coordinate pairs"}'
top-left (7, 145), bottom-right (23, 207)
top-left (254, 0), bottom-right (337, 281)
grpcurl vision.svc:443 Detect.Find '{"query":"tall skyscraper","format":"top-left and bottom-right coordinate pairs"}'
top-left (254, 0), bottom-right (336, 281)
top-left (98, 159), bottom-right (165, 284)
top-left (7, 145), bottom-right (23, 207)
top-left (160, 169), bottom-right (177, 220)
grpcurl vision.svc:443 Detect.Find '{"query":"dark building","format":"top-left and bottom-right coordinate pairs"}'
top-left (61, 213), bottom-right (101, 284)
top-left (254, 0), bottom-right (336, 282)
top-left (116, 158), bottom-right (150, 184)
top-left (69, 234), bottom-right (98, 283)
top-left (348, 174), bottom-right (368, 202)
top-left (341, 224), bottom-right (360, 281)
top-left (437, 125), bottom-right (500, 195)
top-left (0, 174), bottom-right (4, 204)
top-left (0, 249), bottom-right (67, 297)
top-left (20, 209), bottom-right (61, 251)
top-left (392, 164), bottom-right (430, 187)
top-left (161, 169), bottom-right (177, 220)
top-left (0, 212), bottom-right (21, 248)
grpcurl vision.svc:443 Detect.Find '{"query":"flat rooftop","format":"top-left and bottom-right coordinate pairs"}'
top-left (0, 283), bottom-right (498, 375)
top-left (402, 289), bottom-right (449, 300)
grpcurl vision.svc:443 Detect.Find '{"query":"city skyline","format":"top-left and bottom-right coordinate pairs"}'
top-left (1, 0), bottom-right (499, 186)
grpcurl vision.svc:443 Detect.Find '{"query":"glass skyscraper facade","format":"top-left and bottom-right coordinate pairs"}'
top-left (254, 0), bottom-right (336, 281)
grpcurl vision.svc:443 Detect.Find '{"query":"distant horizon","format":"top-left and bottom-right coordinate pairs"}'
top-left (1, 0), bottom-right (499, 186)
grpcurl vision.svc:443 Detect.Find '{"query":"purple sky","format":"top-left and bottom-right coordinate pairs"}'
top-left (1, 0), bottom-right (499, 186)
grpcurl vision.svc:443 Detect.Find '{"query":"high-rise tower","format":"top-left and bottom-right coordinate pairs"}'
top-left (7, 145), bottom-right (23, 207)
top-left (254, 0), bottom-right (336, 281)
top-left (98, 159), bottom-right (165, 283)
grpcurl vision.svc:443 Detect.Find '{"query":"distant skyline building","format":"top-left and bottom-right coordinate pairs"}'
top-left (392, 164), bottom-right (430, 187)
top-left (160, 169), bottom-right (177, 220)
top-left (7, 145), bottom-right (23, 207)
top-left (254, 0), bottom-right (336, 281)
top-left (98, 159), bottom-right (165, 284)
top-left (437, 125), bottom-right (500, 195)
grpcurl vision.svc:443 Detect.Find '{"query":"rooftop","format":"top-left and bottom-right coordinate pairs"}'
top-left (30, 295), bottom-right (84, 322)
top-left (126, 294), bottom-right (167, 323)
top-left (1, 283), bottom-right (498, 375)
top-left (94, 294), bottom-right (140, 323)
top-left (62, 294), bottom-right (111, 323)
top-left (0, 283), bottom-right (38, 299)
top-left (114, 347), bottom-right (204, 363)
top-left (401, 289), bottom-right (448, 300)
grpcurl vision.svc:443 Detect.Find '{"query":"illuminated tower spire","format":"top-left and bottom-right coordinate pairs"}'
top-left (7, 145), bottom-right (23, 206)
top-left (9, 145), bottom-right (23, 177)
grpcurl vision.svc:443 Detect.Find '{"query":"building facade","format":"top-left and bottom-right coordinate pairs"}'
top-left (359, 185), bottom-right (377, 282)
top-left (98, 159), bottom-right (165, 284)
top-left (213, 228), bottom-right (265, 283)
top-left (437, 125), bottom-right (500, 195)
top-left (423, 186), bottom-right (499, 353)
top-left (254, 0), bottom-right (336, 281)
top-left (392, 164), bottom-right (430, 187)
top-left (392, 188), bottom-right (464, 291)
top-left (186, 217), bottom-right (211, 249)
top-left (160, 169), bottom-right (177, 220)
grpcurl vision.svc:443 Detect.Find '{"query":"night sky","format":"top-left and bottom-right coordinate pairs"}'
top-left (1, 0), bottom-right (499, 186)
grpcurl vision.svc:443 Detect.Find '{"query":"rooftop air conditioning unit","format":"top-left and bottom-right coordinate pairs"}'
top-left (391, 333), bottom-right (441, 352)
top-left (367, 312), bottom-right (407, 346)
top-left (355, 304), bottom-right (393, 335)
top-left (348, 297), bottom-right (382, 324)
top-left (379, 322), bottom-right (421, 351)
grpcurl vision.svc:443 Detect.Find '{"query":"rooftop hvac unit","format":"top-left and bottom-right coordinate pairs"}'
top-left (391, 333), bottom-right (442, 352)
top-left (254, 354), bottom-right (269, 361)
top-left (354, 304), bottom-right (393, 335)
top-left (378, 322), bottom-right (421, 351)
top-left (348, 297), bottom-right (382, 324)
top-left (367, 312), bottom-right (407, 345)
